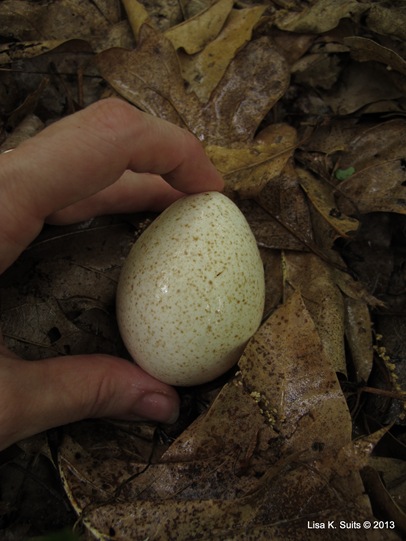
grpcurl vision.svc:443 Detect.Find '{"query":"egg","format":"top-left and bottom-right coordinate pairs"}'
top-left (116, 191), bottom-right (265, 386)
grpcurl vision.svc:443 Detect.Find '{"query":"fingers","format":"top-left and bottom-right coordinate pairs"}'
top-left (46, 171), bottom-right (185, 225)
top-left (0, 353), bottom-right (180, 451)
top-left (0, 98), bottom-right (223, 272)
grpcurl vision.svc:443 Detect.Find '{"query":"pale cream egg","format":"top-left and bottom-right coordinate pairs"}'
top-left (116, 191), bottom-right (265, 386)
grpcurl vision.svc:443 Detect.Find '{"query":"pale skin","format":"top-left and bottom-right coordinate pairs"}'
top-left (0, 98), bottom-right (224, 451)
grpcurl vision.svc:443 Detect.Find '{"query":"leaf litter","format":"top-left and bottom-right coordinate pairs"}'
top-left (0, 0), bottom-right (406, 539)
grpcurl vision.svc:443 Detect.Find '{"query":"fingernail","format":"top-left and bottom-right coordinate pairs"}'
top-left (136, 392), bottom-right (179, 424)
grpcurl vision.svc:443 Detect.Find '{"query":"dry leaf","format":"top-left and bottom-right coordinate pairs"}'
top-left (344, 36), bottom-right (406, 77)
top-left (0, 0), bottom-right (112, 46)
top-left (2, 2), bottom-right (405, 538)
top-left (0, 218), bottom-right (137, 360)
top-left (178, 5), bottom-right (267, 102)
top-left (282, 253), bottom-right (347, 375)
top-left (97, 26), bottom-right (291, 195)
top-left (335, 119), bottom-right (406, 215)
top-left (164, 0), bottom-right (233, 55)
top-left (0, 114), bottom-right (43, 152)
top-left (206, 123), bottom-right (296, 197)
top-left (274, 0), bottom-right (368, 34)
top-left (323, 62), bottom-right (404, 115)
top-left (344, 297), bottom-right (374, 382)
top-left (97, 25), bottom-right (200, 128)
top-left (58, 292), bottom-right (384, 541)
top-left (297, 167), bottom-right (359, 238)
top-left (366, 3), bottom-right (406, 42)
top-left (121, 0), bottom-right (150, 40)
top-left (251, 163), bottom-right (315, 251)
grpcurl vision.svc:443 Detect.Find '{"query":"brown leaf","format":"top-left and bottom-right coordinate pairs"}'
top-left (58, 292), bottom-right (385, 541)
top-left (335, 119), bottom-right (406, 215)
top-left (323, 62), bottom-right (404, 116)
top-left (97, 26), bottom-right (201, 128)
top-left (250, 162), bottom-right (315, 251)
top-left (0, 0), bottom-right (113, 47)
top-left (201, 37), bottom-right (290, 145)
top-left (344, 36), bottom-right (406, 77)
top-left (366, 3), bottom-right (406, 42)
top-left (273, 0), bottom-right (368, 33)
top-left (97, 26), bottom-right (291, 195)
top-left (282, 254), bottom-right (348, 376)
top-left (0, 218), bottom-right (136, 359)
top-left (344, 297), bottom-right (373, 382)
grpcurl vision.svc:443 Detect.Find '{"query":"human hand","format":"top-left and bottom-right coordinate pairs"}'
top-left (0, 98), bottom-right (224, 451)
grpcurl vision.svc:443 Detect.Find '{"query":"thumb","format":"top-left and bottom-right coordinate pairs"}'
top-left (0, 354), bottom-right (180, 451)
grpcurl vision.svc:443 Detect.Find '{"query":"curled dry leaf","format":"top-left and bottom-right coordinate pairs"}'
top-left (121, 0), bottom-right (150, 41)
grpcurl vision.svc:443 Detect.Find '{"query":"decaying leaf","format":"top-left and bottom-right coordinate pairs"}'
top-left (282, 253), bottom-right (347, 375)
top-left (244, 162), bottom-right (314, 252)
top-left (335, 120), bottom-right (406, 215)
top-left (97, 25), bottom-right (200, 128)
top-left (366, 3), bottom-right (406, 42)
top-left (58, 292), bottom-right (388, 541)
top-left (344, 36), bottom-right (406, 77)
top-left (0, 218), bottom-right (137, 360)
top-left (273, 0), bottom-right (368, 34)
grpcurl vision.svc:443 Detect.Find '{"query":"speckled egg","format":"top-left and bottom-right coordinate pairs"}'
top-left (116, 191), bottom-right (265, 386)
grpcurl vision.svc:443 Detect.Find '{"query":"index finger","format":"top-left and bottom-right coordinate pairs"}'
top-left (0, 99), bottom-right (224, 272)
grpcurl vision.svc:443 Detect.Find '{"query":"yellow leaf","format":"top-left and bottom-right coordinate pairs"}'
top-left (206, 123), bottom-right (296, 197)
top-left (297, 167), bottom-right (359, 238)
top-left (179, 5), bottom-right (267, 103)
top-left (121, 0), bottom-right (150, 40)
top-left (164, 0), bottom-right (233, 54)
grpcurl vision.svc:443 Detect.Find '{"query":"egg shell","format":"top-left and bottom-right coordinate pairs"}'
top-left (116, 191), bottom-right (265, 386)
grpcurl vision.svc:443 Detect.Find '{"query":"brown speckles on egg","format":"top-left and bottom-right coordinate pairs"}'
top-left (116, 191), bottom-right (265, 386)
